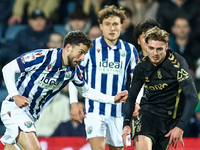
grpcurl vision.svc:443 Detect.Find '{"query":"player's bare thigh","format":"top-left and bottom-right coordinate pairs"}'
top-left (89, 137), bottom-right (124, 150)
top-left (108, 144), bottom-right (123, 150)
top-left (134, 135), bottom-right (153, 150)
top-left (16, 131), bottom-right (41, 150)
top-left (89, 137), bottom-right (105, 150)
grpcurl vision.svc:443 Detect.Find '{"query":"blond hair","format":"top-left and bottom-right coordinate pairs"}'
top-left (98, 5), bottom-right (126, 24)
top-left (145, 26), bottom-right (170, 44)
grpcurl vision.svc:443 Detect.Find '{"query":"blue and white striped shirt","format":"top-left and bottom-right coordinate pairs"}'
top-left (79, 36), bottom-right (139, 117)
top-left (15, 48), bottom-right (84, 120)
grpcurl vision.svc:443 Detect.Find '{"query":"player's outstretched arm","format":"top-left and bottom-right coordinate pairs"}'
top-left (76, 83), bottom-right (128, 104)
top-left (114, 90), bottom-right (128, 103)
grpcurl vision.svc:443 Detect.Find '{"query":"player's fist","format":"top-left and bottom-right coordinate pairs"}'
top-left (114, 90), bottom-right (128, 103)
top-left (122, 126), bottom-right (131, 147)
top-left (13, 95), bottom-right (30, 108)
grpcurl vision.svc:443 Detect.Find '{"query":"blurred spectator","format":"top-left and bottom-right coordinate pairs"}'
top-left (184, 94), bottom-right (200, 137)
top-left (133, 19), bottom-right (160, 59)
top-left (58, 0), bottom-right (83, 24)
top-left (52, 101), bottom-right (86, 137)
top-left (65, 9), bottom-right (91, 34)
top-left (183, 114), bottom-right (199, 137)
top-left (157, 0), bottom-right (198, 36)
top-left (36, 85), bottom-right (71, 137)
top-left (196, 0), bottom-right (200, 37)
top-left (119, 0), bottom-right (159, 26)
top-left (120, 7), bottom-right (137, 45)
top-left (47, 33), bottom-right (63, 48)
top-left (83, 0), bottom-right (119, 25)
top-left (9, 9), bottom-right (53, 60)
top-left (0, 43), bottom-right (13, 87)
top-left (8, 0), bottom-right (61, 25)
top-left (0, 0), bottom-right (14, 41)
top-left (168, 15), bottom-right (197, 77)
top-left (88, 25), bottom-right (102, 40)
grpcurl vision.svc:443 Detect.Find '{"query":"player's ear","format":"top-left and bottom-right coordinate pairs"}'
top-left (166, 43), bottom-right (168, 50)
top-left (65, 44), bottom-right (71, 52)
top-left (100, 24), bottom-right (103, 30)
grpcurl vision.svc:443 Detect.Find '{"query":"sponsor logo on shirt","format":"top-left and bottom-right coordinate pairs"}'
top-left (38, 74), bottom-right (64, 90)
top-left (147, 83), bottom-right (168, 90)
top-left (99, 59), bottom-right (123, 75)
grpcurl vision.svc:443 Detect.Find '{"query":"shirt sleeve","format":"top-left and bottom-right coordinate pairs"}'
top-left (16, 50), bottom-right (46, 72)
top-left (2, 59), bottom-right (21, 97)
top-left (71, 66), bottom-right (115, 104)
top-left (68, 81), bottom-right (79, 104)
top-left (176, 82), bottom-right (199, 130)
top-left (173, 54), bottom-right (199, 129)
top-left (69, 53), bottom-right (90, 104)
top-left (174, 54), bottom-right (193, 86)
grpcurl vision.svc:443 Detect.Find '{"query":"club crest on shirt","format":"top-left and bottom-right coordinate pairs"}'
top-left (65, 71), bottom-right (72, 78)
top-left (87, 126), bottom-right (93, 134)
top-left (24, 121), bottom-right (33, 128)
top-left (119, 49), bottom-right (126, 57)
top-left (157, 70), bottom-right (162, 79)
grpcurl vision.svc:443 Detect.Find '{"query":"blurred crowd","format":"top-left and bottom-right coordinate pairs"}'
top-left (0, 0), bottom-right (200, 138)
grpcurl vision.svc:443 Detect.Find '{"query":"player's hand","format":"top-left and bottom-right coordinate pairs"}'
top-left (70, 102), bottom-right (85, 123)
top-left (132, 103), bottom-right (140, 117)
top-left (165, 126), bottom-right (184, 149)
top-left (114, 90), bottom-right (128, 103)
top-left (122, 126), bottom-right (131, 147)
top-left (13, 95), bottom-right (30, 108)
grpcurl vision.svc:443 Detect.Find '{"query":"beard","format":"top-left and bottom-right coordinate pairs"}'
top-left (67, 54), bottom-right (76, 68)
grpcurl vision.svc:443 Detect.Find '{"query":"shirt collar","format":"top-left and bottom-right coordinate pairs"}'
top-left (55, 48), bottom-right (75, 71)
top-left (100, 35), bottom-right (121, 50)
top-left (55, 48), bottom-right (63, 68)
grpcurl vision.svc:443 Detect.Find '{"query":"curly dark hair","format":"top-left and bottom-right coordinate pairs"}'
top-left (63, 30), bottom-right (93, 49)
top-left (134, 19), bottom-right (160, 39)
top-left (97, 5), bottom-right (126, 24)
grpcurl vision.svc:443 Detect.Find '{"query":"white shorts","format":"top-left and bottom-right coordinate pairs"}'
top-left (85, 113), bottom-right (125, 147)
top-left (0, 100), bottom-right (36, 145)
